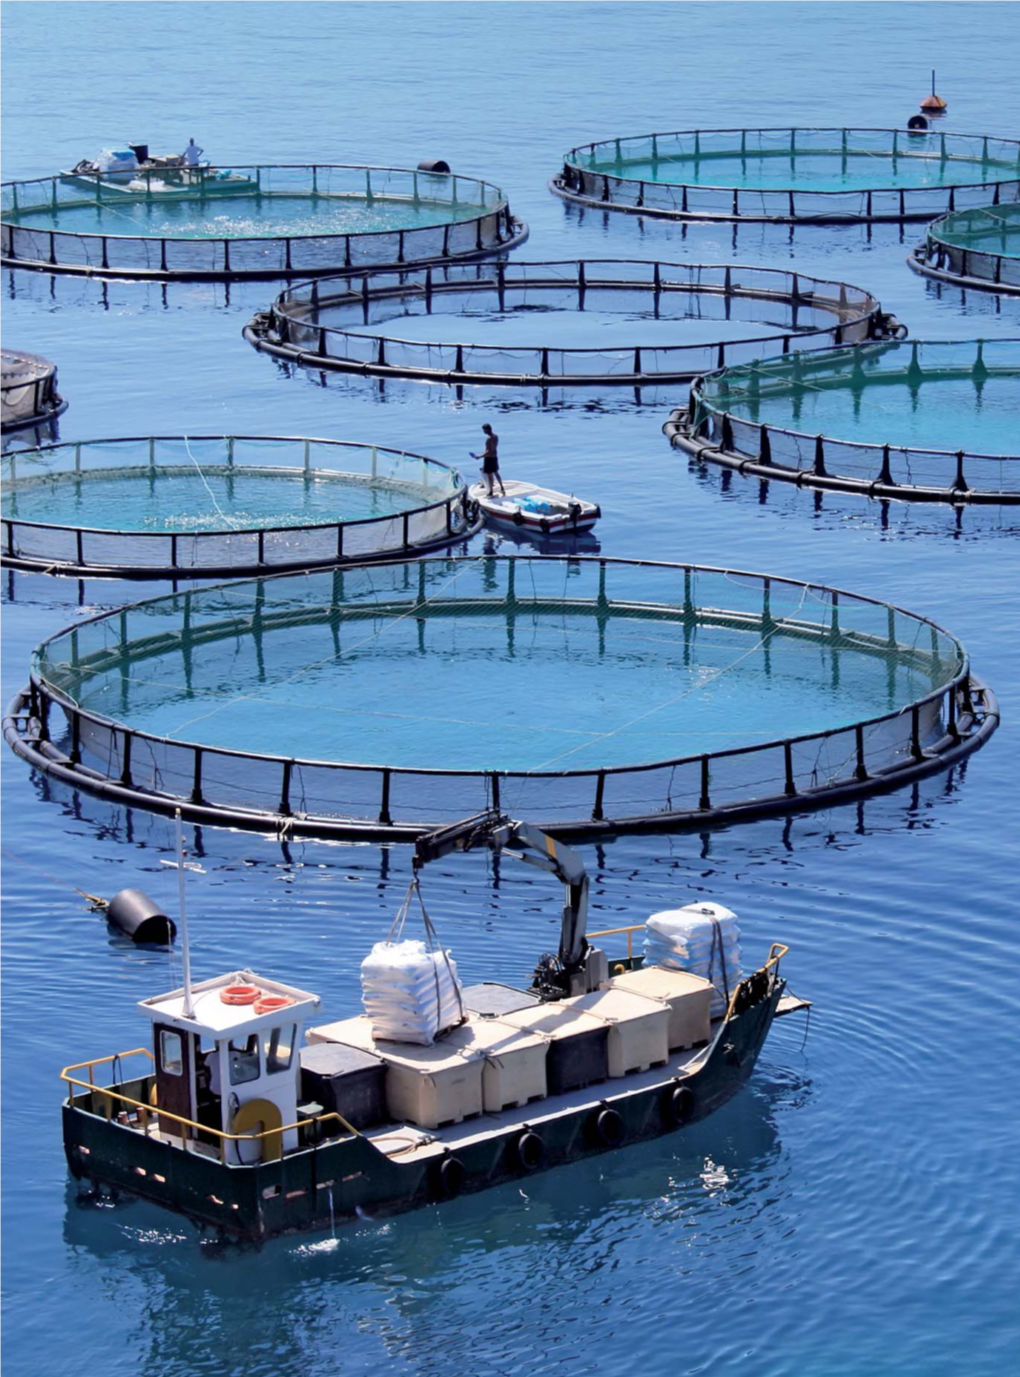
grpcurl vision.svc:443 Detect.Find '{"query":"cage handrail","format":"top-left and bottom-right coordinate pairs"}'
top-left (1, 435), bottom-right (465, 542)
top-left (691, 339), bottom-right (1020, 464)
top-left (269, 259), bottom-right (883, 364)
top-left (561, 127), bottom-right (1020, 199)
top-left (24, 555), bottom-right (971, 785)
top-left (1, 164), bottom-right (508, 247)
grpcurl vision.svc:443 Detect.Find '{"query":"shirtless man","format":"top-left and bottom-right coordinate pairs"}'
top-left (473, 423), bottom-right (506, 497)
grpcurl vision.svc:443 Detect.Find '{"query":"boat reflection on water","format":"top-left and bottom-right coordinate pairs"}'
top-left (482, 526), bottom-right (602, 557)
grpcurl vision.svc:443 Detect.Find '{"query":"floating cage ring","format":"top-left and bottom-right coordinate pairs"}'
top-left (664, 338), bottom-right (1020, 505)
top-left (0, 434), bottom-right (481, 578)
top-left (0, 163), bottom-right (528, 281)
top-left (909, 203), bottom-right (1020, 295)
top-left (550, 127), bottom-right (1020, 225)
top-left (1, 349), bottom-right (67, 433)
top-left (3, 554), bottom-right (999, 842)
top-left (244, 259), bottom-right (906, 387)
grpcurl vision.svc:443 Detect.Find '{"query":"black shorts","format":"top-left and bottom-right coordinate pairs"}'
top-left (482, 459), bottom-right (499, 474)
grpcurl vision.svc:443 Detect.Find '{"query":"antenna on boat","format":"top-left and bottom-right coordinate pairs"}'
top-left (175, 809), bottom-right (196, 1018)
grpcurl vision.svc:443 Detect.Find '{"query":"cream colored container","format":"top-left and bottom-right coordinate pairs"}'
top-left (608, 966), bottom-right (713, 1050)
top-left (307, 1014), bottom-right (483, 1128)
top-left (496, 1002), bottom-right (609, 1094)
top-left (443, 1015), bottom-right (548, 1112)
top-left (569, 987), bottom-right (670, 1077)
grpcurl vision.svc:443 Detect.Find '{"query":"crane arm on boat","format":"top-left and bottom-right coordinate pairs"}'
top-left (412, 809), bottom-right (602, 999)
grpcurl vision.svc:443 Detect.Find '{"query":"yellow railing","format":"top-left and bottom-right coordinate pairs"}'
top-left (723, 942), bottom-right (789, 1022)
top-left (588, 926), bottom-right (790, 1022)
top-left (61, 1049), bottom-right (359, 1165)
top-left (588, 923), bottom-right (644, 962)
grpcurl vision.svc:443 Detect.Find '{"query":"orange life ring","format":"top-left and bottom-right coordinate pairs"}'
top-left (220, 983), bottom-right (261, 1005)
top-left (254, 994), bottom-right (294, 1016)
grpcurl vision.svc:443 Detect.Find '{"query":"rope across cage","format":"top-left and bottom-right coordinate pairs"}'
top-left (1, 349), bottom-right (67, 433)
top-left (0, 164), bottom-right (527, 281)
top-left (664, 339), bottom-right (1020, 505)
top-left (4, 555), bottom-right (998, 842)
top-left (909, 203), bottom-right (1020, 295)
top-left (244, 258), bottom-right (905, 387)
top-left (0, 435), bottom-right (480, 578)
top-left (551, 127), bottom-right (1020, 225)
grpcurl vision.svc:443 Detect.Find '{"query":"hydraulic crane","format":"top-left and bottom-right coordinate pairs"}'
top-left (413, 809), bottom-right (608, 1001)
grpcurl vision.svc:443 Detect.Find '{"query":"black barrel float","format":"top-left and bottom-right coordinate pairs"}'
top-left (106, 889), bottom-right (177, 945)
top-left (591, 1106), bottom-right (624, 1148)
top-left (418, 158), bottom-right (451, 174)
top-left (515, 1130), bottom-right (545, 1171)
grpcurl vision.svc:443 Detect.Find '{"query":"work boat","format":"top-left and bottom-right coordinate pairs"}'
top-left (469, 479), bottom-right (600, 536)
top-left (61, 813), bottom-right (808, 1242)
top-left (60, 145), bottom-right (256, 197)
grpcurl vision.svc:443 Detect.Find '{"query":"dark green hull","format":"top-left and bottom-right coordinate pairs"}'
top-left (64, 980), bottom-right (783, 1242)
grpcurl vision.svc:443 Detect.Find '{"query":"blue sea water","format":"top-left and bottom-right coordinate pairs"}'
top-left (2, 5), bottom-right (1020, 1377)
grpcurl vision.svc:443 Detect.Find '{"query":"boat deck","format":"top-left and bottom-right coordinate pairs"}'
top-left (364, 1040), bottom-right (710, 1165)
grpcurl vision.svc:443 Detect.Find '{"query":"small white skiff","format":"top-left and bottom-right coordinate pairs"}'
top-left (469, 479), bottom-right (600, 535)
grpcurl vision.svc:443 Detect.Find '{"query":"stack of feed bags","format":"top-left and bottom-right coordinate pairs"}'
top-left (360, 938), bottom-right (465, 1046)
top-left (643, 903), bottom-right (742, 1017)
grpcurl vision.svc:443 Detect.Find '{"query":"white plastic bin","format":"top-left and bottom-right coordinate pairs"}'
top-left (609, 966), bottom-right (713, 1049)
top-left (307, 1014), bottom-right (483, 1128)
top-left (569, 987), bottom-right (670, 1077)
top-left (443, 1016), bottom-right (548, 1111)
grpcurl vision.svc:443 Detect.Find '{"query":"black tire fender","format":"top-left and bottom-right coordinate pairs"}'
top-left (515, 1130), bottom-right (545, 1171)
top-left (437, 1155), bottom-right (466, 1199)
top-left (512, 509), bottom-right (525, 526)
top-left (664, 1083), bottom-right (694, 1127)
top-left (592, 1106), bottom-right (624, 1148)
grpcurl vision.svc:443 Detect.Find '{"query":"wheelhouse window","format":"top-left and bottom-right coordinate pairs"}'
top-left (264, 1024), bottom-right (296, 1075)
top-left (228, 1034), bottom-right (260, 1086)
top-left (160, 1030), bottom-right (183, 1076)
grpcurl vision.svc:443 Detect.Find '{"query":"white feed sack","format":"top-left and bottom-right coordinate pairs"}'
top-left (361, 938), bottom-right (465, 1045)
top-left (644, 903), bottom-right (742, 1017)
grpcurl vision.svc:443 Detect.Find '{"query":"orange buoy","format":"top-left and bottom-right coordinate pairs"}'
top-left (221, 983), bottom-right (261, 1005)
top-left (920, 70), bottom-right (947, 113)
top-left (254, 994), bottom-right (294, 1016)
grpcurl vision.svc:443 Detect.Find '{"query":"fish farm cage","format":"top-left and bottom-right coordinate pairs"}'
top-left (551, 128), bottom-right (1020, 224)
top-left (0, 165), bottom-right (526, 281)
top-left (244, 259), bottom-right (905, 387)
top-left (0, 436), bottom-right (478, 578)
top-left (664, 339), bottom-right (1020, 505)
top-left (1, 349), bottom-right (66, 433)
top-left (909, 203), bottom-right (1020, 294)
top-left (4, 555), bottom-right (998, 842)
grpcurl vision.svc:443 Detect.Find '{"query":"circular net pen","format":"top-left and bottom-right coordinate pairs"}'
top-left (1, 436), bottom-right (478, 578)
top-left (1, 349), bottom-right (67, 433)
top-left (244, 259), bottom-right (904, 387)
top-left (909, 203), bottom-right (1020, 294)
top-left (665, 339), bottom-right (1020, 505)
top-left (4, 555), bottom-right (998, 842)
top-left (551, 127), bottom-right (1020, 224)
top-left (1, 165), bottom-right (526, 280)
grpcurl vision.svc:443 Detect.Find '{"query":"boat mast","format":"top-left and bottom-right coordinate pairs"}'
top-left (175, 809), bottom-right (195, 1017)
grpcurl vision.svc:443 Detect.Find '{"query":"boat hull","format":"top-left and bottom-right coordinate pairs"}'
top-left (63, 979), bottom-right (782, 1242)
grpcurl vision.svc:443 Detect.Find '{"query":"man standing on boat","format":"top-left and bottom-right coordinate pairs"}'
top-left (181, 138), bottom-right (204, 167)
top-left (473, 423), bottom-right (506, 497)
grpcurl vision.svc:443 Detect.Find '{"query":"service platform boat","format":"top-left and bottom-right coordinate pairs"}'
top-left (61, 812), bottom-right (807, 1242)
top-left (469, 479), bottom-right (600, 536)
top-left (60, 144), bottom-right (257, 198)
